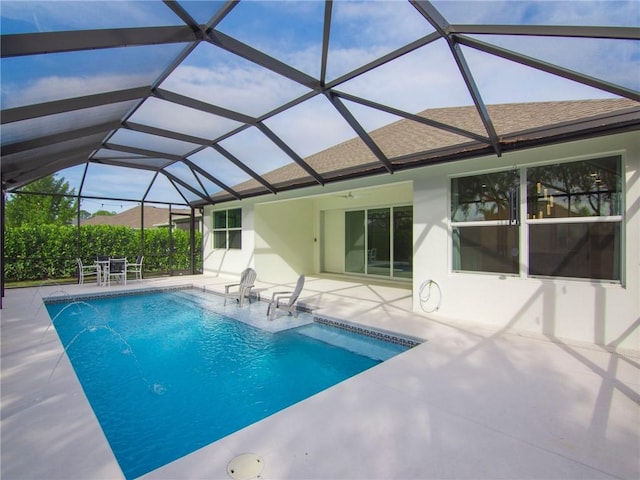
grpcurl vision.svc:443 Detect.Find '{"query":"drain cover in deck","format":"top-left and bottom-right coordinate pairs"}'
top-left (227, 453), bottom-right (264, 480)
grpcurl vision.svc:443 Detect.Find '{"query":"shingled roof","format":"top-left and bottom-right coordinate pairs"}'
top-left (208, 98), bottom-right (640, 202)
top-left (81, 205), bottom-right (192, 229)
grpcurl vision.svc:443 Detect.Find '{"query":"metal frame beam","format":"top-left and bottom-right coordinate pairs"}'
top-left (1, 0), bottom-right (638, 209)
top-left (181, 158), bottom-right (242, 200)
top-left (6, 150), bottom-right (91, 187)
top-left (410, 0), bottom-right (502, 156)
top-left (449, 24), bottom-right (640, 40)
top-left (1, 121), bottom-right (122, 156)
top-left (333, 91), bottom-right (491, 143)
top-left (255, 123), bottom-right (325, 186)
top-left (162, 171), bottom-right (210, 203)
top-left (211, 144), bottom-right (278, 194)
top-left (326, 92), bottom-right (394, 173)
top-left (320, 0), bottom-right (333, 85)
top-left (1, 87), bottom-right (149, 124)
top-left (163, 0), bottom-right (203, 34)
top-left (104, 143), bottom-right (182, 161)
top-left (206, 29), bottom-right (321, 91)
top-left (92, 158), bottom-right (163, 171)
top-left (326, 31), bottom-right (442, 89)
top-left (1, 26), bottom-right (197, 58)
top-left (153, 88), bottom-right (256, 124)
top-left (456, 35), bottom-right (640, 102)
top-left (205, 0), bottom-right (240, 32)
top-left (124, 121), bottom-right (213, 147)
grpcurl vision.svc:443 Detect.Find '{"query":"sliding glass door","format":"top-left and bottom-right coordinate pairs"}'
top-left (367, 208), bottom-right (391, 276)
top-left (345, 210), bottom-right (365, 274)
top-left (345, 206), bottom-right (412, 279)
top-left (393, 206), bottom-right (413, 278)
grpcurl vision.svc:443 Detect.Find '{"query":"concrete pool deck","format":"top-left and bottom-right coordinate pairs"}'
top-left (1, 274), bottom-right (638, 479)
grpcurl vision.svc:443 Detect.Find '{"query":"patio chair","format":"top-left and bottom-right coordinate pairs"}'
top-left (106, 258), bottom-right (127, 287)
top-left (267, 275), bottom-right (305, 320)
top-left (77, 258), bottom-right (101, 285)
top-left (224, 268), bottom-right (256, 307)
top-left (128, 255), bottom-right (144, 281)
top-left (95, 255), bottom-right (110, 285)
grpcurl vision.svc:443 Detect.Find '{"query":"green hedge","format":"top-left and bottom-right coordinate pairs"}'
top-left (4, 224), bottom-right (202, 283)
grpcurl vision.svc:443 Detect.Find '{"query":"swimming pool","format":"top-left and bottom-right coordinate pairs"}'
top-left (46, 288), bottom-right (413, 479)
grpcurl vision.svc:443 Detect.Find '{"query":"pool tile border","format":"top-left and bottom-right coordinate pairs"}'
top-left (42, 284), bottom-right (197, 304)
top-left (313, 316), bottom-right (422, 348)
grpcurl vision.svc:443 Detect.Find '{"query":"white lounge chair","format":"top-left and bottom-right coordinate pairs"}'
top-left (77, 258), bottom-right (101, 285)
top-left (267, 275), bottom-right (305, 320)
top-left (106, 258), bottom-right (127, 286)
top-left (224, 268), bottom-right (256, 307)
top-left (128, 255), bottom-right (144, 281)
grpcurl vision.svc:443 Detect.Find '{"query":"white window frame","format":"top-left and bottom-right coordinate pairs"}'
top-left (449, 153), bottom-right (625, 284)
top-left (449, 167), bottom-right (521, 276)
top-left (212, 208), bottom-right (242, 250)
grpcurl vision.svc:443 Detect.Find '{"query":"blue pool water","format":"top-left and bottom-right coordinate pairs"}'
top-left (46, 290), bottom-right (410, 479)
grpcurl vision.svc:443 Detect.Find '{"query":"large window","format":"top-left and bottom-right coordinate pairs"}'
top-left (526, 156), bottom-right (621, 280)
top-left (451, 156), bottom-right (623, 281)
top-left (451, 170), bottom-right (520, 274)
top-left (345, 206), bottom-right (413, 279)
top-left (213, 208), bottom-right (242, 249)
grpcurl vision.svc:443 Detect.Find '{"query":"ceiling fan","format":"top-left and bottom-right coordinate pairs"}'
top-left (333, 190), bottom-right (372, 199)
top-left (337, 192), bottom-right (356, 199)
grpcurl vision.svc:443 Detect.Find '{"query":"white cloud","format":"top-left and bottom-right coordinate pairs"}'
top-left (431, 0), bottom-right (638, 27)
top-left (470, 35), bottom-right (639, 92)
top-left (161, 61), bottom-right (310, 117)
top-left (326, 0), bottom-right (435, 79)
top-left (336, 40), bottom-right (474, 110)
top-left (81, 164), bottom-right (156, 201)
top-left (130, 98), bottom-right (244, 140)
top-left (462, 45), bottom-right (616, 104)
top-left (2, 72), bottom-right (149, 109)
top-left (526, 1), bottom-right (639, 27)
top-left (1, 0), bottom-right (178, 32)
top-left (333, 0), bottom-right (432, 43)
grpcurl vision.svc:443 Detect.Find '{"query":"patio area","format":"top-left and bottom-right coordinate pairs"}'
top-left (1, 274), bottom-right (638, 479)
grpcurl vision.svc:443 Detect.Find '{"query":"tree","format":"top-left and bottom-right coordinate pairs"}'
top-left (91, 210), bottom-right (117, 217)
top-left (5, 175), bottom-right (77, 227)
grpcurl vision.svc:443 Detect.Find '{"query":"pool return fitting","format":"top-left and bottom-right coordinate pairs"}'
top-left (227, 453), bottom-right (264, 480)
top-left (419, 279), bottom-right (442, 313)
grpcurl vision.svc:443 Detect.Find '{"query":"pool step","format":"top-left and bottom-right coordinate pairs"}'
top-left (295, 323), bottom-right (408, 361)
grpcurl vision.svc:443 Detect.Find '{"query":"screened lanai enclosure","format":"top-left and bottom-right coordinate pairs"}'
top-left (1, 1), bottom-right (639, 293)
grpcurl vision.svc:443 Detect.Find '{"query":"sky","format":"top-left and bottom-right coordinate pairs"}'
top-left (1, 0), bottom-right (638, 213)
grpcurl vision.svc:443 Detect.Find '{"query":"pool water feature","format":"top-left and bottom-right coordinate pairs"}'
top-left (46, 289), bottom-right (412, 479)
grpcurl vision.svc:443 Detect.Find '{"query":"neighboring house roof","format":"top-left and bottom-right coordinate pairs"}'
top-left (81, 206), bottom-right (193, 229)
top-left (210, 98), bottom-right (639, 202)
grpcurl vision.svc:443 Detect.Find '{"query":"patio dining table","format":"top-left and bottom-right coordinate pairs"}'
top-left (95, 257), bottom-right (127, 286)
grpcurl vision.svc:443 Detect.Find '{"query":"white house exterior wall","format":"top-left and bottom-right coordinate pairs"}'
top-left (412, 131), bottom-right (639, 351)
top-left (203, 203), bottom-right (255, 276)
top-left (203, 131), bottom-right (639, 351)
top-left (253, 200), bottom-right (317, 283)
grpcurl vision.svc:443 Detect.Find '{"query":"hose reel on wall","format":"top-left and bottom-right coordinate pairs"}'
top-left (419, 279), bottom-right (442, 313)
